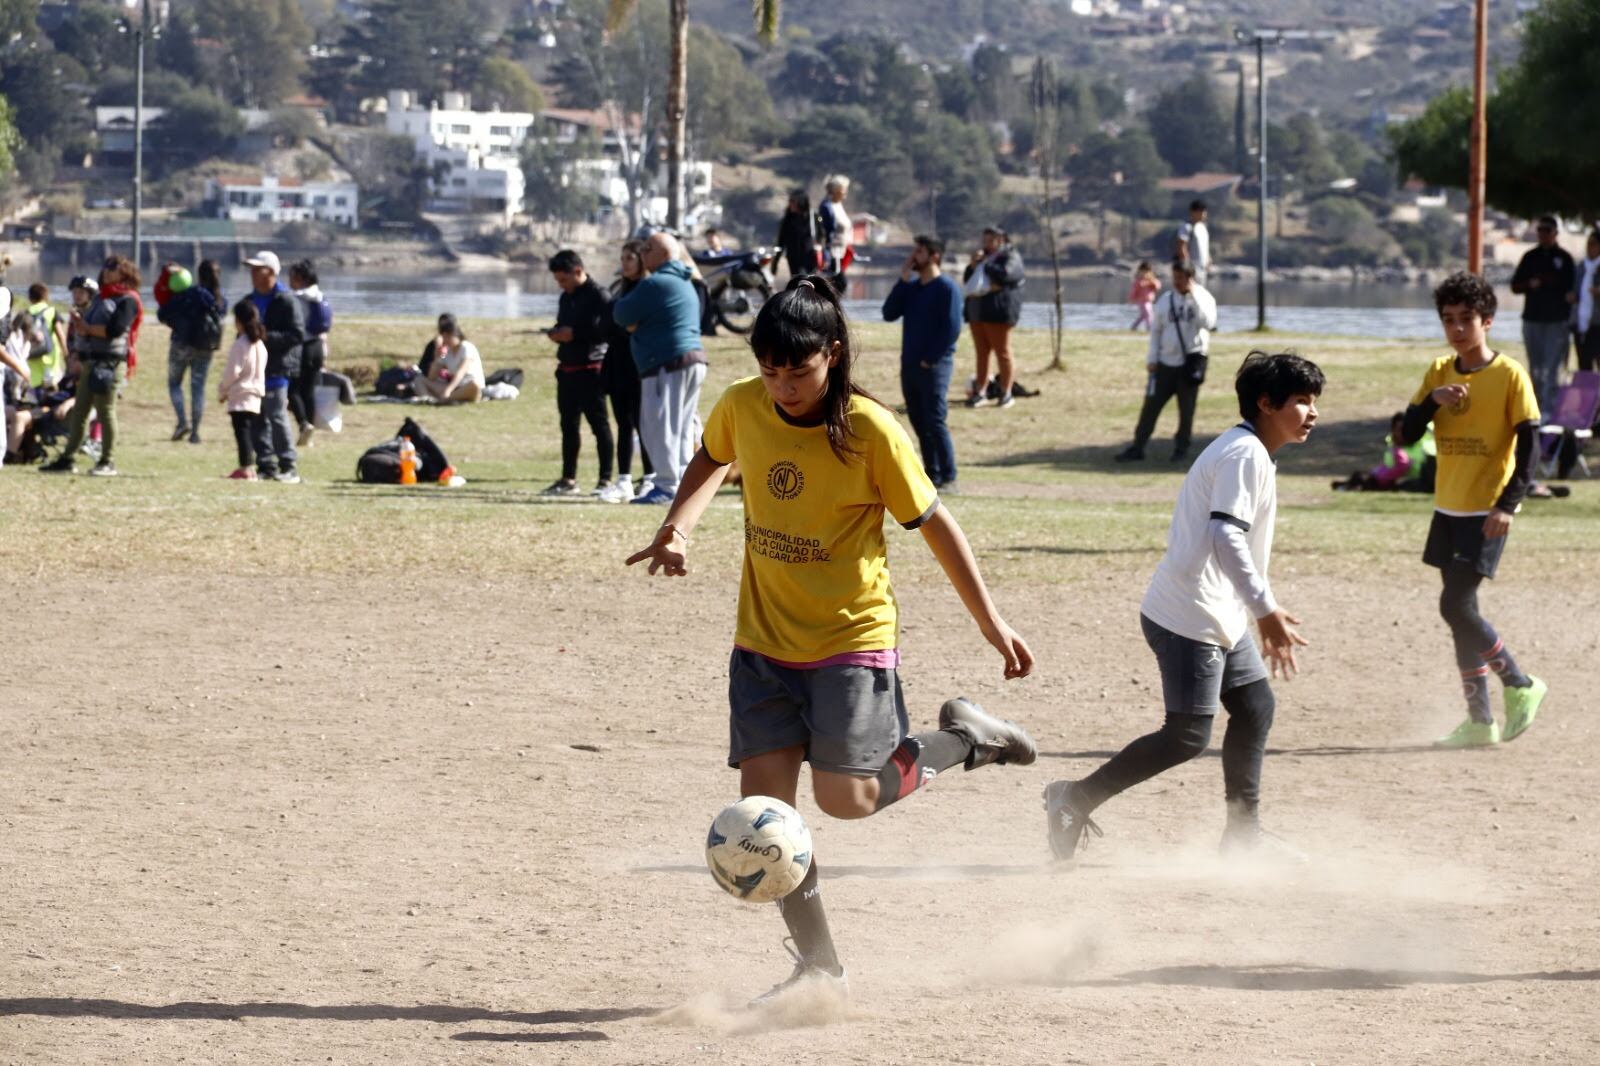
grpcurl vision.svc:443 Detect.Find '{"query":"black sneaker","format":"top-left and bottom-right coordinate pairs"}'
top-left (171, 424), bottom-right (190, 442)
top-left (938, 697), bottom-right (1037, 770)
top-left (541, 479), bottom-right (582, 496)
top-left (40, 455), bottom-right (75, 474)
top-left (749, 939), bottom-right (848, 1008)
top-left (89, 460), bottom-right (118, 477)
top-left (1043, 780), bottom-right (1103, 862)
top-left (1114, 445), bottom-right (1145, 462)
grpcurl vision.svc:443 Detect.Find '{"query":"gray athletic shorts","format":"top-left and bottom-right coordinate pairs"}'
top-left (1140, 614), bottom-right (1269, 717)
top-left (727, 648), bottom-right (909, 776)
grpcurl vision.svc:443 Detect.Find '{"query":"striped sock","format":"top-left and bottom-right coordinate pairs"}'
top-left (1480, 638), bottom-right (1530, 689)
top-left (871, 732), bottom-right (970, 813)
top-left (1460, 665), bottom-right (1493, 723)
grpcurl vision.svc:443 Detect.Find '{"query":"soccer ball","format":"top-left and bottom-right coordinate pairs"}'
top-left (705, 796), bottom-right (813, 903)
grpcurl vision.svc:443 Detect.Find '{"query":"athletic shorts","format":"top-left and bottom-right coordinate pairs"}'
top-left (1141, 614), bottom-right (1269, 717)
top-left (726, 649), bottom-right (909, 777)
top-left (1423, 511), bottom-right (1507, 579)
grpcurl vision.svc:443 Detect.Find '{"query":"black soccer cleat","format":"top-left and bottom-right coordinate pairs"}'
top-left (939, 697), bottom-right (1037, 770)
top-left (1043, 779), bottom-right (1103, 862)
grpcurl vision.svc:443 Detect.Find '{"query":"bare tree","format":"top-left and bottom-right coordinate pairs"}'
top-left (1031, 56), bottom-right (1066, 371)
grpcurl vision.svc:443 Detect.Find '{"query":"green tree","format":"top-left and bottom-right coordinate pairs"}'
top-left (340, 129), bottom-right (430, 222)
top-left (519, 127), bottom-right (601, 224)
top-left (1068, 129), bottom-right (1170, 218)
top-left (1145, 72), bottom-right (1229, 175)
top-left (1392, 0), bottom-right (1600, 220)
top-left (0, 44), bottom-right (87, 147)
top-left (194, 0), bottom-right (312, 106)
top-left (0, 93), bottom-right (20, 181)
top-left (472, 56), bottom-right (545, 113)
top-left (148, 87), bottom-right (244, 171)
top-left (44, 1), bottom-right (134, 73)
top-left (155, 11), bottom-right (208, 86)
top-left (685, 26), bottom-right (774, 158)
top-left (0, 0), bottom-right (37, 43)
top-left (905, 111), bottom-right (1001, 237)
top-left (780, 105), bottom-right (914, 219)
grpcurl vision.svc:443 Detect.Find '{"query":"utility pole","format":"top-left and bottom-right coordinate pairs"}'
top-left (1235, 28), bottom-right (1335, 332)
top-left (1467, 0), bottom-right (1487, 273)
top-left (131, 0), bottom-right (149, 265)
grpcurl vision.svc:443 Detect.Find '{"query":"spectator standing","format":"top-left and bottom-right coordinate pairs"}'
top-left (1510, 216), bottom-right (1575, 412)
top-left (288, 260), bottom-right (332, 448)
top-left (819, 175), bottom-right (853, 289)
top-left (218, 301), bottom-right (268, 480)
top-left (602, 240), bottom-right (654, 502)
top-left (1116, 259), bottom-right (1217, 464)
top-left (883, 235), bottom-right (963, 490)
top-left (412, 314), bottom-right (484, 404)
top-left (241, 250), bottom-right (305, 483)
top-left (775, 190), bottom-right (817, 281)
top-left (157, 260), bottom-right (225, 445)
top-left (542, 249), bottom-right (616, 497)
top-left (611, 230), bottom-right (705, 505)
top-left (1173, 199), bottom-right (1211, 284)
top-left (23, 283), bottom-right (67, 389)
top-left (1570, 229), bottom-right (1600, 373)
top-left (1128, 261), bottom-right (1161, 331)
top-left (41, 255), bottom-right (144, 477)
top-left (961, 226), bottom-right (1026, 408)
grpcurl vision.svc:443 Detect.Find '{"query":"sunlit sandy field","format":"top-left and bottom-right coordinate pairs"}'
top-left (3, 317), bottom-right (1596, 1063)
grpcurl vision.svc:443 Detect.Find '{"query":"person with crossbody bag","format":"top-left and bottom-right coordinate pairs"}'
top-left (1116, 259), bottom-right (1218, 464)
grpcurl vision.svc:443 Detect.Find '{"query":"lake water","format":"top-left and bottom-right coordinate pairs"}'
top-left (21, 264), bottom-right (1468, 341)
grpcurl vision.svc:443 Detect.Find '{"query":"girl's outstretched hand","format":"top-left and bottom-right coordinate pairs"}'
top-left (986, 621), bottom-right (1034, 679)
top-left (625, 525), bottom-right (688, 576)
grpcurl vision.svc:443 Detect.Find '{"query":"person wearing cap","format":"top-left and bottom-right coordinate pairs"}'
top-left (41, 257), bottom-right (143, 476)
top-left (1116, 258), bottom-right (1217, 464)
top-left (1511, 215), bottom-right (1575, 412)
top-left (238, 250), bottom-right (305, 482)
top-left (962, 225), bottom-right (1025, 408)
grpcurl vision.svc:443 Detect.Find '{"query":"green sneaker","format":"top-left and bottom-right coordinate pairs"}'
top-left (1436, 718), bottom-right (1500, 748)
top-left (1502, 676), bottom-right (1546, 742)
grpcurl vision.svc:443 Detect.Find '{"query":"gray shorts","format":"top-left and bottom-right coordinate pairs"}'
top-left (727, 649), bottom-right (909, 776)
top-left (1140, 614), bottom-right (1269, 717)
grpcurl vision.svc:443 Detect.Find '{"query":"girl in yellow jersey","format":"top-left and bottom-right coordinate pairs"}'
top-left (627, 275), bottom-right (1037, 1003)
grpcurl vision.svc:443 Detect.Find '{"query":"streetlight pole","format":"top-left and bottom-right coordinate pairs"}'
top-left (131, 0), bottom-right (150, 266)
top-left (1236, 28), bottom-right (1336, 332)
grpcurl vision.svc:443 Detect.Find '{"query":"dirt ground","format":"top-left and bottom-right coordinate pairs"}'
top-left (4, 554), bottom-right (1597, 1064)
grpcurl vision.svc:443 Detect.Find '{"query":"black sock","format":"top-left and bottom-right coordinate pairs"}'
top-left (776, 861), bottom-right (840, 975)
top-left (872, 730), bottom-right (972, 813)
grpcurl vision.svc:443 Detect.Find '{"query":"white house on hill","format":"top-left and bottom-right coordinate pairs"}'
top-left (385, 90), bottom-right (534, 223)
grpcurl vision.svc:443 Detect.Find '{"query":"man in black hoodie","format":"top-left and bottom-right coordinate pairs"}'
top-left (541, 249), bottom-right (615, 496)
top-left (242, 250), bottom-right (306, 482)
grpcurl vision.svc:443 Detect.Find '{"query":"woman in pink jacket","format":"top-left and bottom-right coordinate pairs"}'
top-left (217, 302), bottom-right (268, 480)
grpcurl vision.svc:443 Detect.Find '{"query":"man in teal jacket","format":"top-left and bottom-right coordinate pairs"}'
top-left (612, 231), bottom-right (707, 504)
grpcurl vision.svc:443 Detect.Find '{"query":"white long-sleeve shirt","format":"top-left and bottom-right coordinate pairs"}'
top-left (1146, 285), bottom-right (1218, 368)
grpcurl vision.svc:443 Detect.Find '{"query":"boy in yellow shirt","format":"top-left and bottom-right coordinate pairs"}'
top-left (1400, 272), bottom-right (1546, 747)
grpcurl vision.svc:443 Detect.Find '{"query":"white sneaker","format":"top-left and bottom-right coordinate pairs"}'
top-left (634, 476), bottom-right (655, 500)
top-left (597, 476), bottom-right (632, 504)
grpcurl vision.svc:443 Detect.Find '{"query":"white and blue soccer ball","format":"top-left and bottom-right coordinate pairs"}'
top-left (705, 796), bottom-right (813, 903)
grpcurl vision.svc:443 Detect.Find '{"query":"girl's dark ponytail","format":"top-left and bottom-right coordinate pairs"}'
top-left (750, 273), bottom-right (875, 462)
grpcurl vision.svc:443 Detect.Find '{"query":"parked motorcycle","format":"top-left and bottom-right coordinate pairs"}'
top-left (692, 246), bottom-right (775, 334)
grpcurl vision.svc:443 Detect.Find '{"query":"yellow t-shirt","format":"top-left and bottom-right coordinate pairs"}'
top-left (701, 377), bottom-right (939, 663)
top-left (1410, 352), bottom-right (1540, 514)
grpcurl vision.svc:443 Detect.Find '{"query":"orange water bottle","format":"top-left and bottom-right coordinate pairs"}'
top-left (398, 436), bottom-right (418, 485)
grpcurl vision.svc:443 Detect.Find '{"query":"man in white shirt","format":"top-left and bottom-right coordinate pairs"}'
top-left (1047, 351), bottom-right (1325, 864)
top-left (1174, 199), bottom-right (1211, 283)
top-left (1116, 259), bottom-right (1218, 463)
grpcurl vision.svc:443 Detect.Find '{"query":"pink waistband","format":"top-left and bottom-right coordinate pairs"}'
top-left (737, 645), bottom-right (901, 671)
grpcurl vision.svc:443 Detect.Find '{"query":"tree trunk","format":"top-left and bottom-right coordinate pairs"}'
top-left (665, 0), bottom-right (688, 228)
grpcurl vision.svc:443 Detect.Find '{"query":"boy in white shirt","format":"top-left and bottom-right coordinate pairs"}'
top-left (1048, 351), bottom-right (1324, 862)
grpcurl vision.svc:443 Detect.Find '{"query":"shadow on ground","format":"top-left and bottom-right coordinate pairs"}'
top-left (1064, 963), bottom-right (1600, 992)
top-left (1040, 743), bottom-right (1443, 761)
top-left (0, 998), bottom-right (655, 1044)
top-left (634, 863), bottom-right (1046, 880)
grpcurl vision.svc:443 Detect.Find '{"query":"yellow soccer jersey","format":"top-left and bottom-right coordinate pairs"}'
top-left (1410, 352), bottom-right (1540, 514)
top-left (701, 377), bottom-right (939, 662)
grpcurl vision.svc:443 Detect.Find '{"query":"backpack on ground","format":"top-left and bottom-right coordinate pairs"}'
top-left (374, 364), bottom-right (416, 398)
top-left (485, 367), bottom-right (524, 389)
top-left (356, 417), bottom-right (450, 484)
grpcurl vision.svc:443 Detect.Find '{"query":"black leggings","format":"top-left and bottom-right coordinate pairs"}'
top-left (605, 369), bottom-right (651, 479)
top-left (1079, 680), bottom-right (1276, 810)
top-left (230, 411), bottom-right (257, 469)
top-left (1440, 563), bottom-right (1497, 670)
top-left (288, 340), bottom-right (326, 432)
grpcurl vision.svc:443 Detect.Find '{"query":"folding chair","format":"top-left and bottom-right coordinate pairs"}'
top-left (1538, 370), bottom-right (1600, 479)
